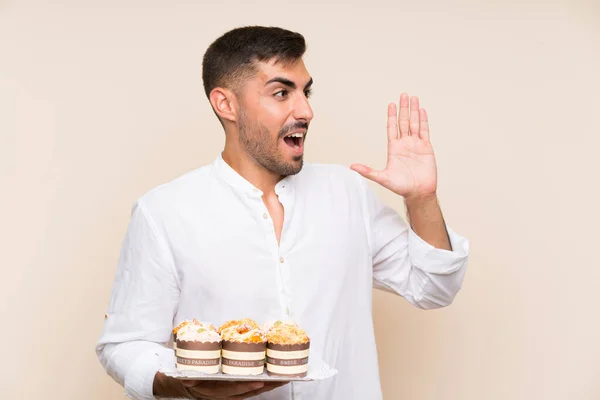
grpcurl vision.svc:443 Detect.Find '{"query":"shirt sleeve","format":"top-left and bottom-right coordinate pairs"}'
top-left (96, 201), bottom-right (180, 399)
top-left (359, 177), bottom-right (470, 309)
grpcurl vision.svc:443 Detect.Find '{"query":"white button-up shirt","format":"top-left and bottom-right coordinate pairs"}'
top-left (96, 155), bottom-right (469, 400)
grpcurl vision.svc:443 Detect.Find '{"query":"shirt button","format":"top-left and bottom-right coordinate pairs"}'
top-left (253, 188), bottom-right (259, 193)
top-left (280, 257), bottom-right (284, 263)
top-left (263, 213), bottom-right (268, 219)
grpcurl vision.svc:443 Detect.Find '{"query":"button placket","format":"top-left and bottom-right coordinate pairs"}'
top-left (276, 184), bottom-right (295, 320)
top-left (280, 257), bottom-right (293, 318)
top-left (257, 196), bottom-right (284, 317)
top-left (274, 253), bottom-right (288, 319)
top-left (276, 245), bottom-right (296, 319)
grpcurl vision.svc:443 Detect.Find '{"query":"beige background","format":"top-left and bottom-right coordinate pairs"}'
top-left (1, 0), bottom-right (599, 399)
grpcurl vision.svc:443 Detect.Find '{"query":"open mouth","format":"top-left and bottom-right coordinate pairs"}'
top-left (283, 132), bottom-right (305, 151)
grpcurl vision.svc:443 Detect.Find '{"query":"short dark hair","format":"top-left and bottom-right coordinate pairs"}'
top-left (202, 26), bottom-right (306, 99)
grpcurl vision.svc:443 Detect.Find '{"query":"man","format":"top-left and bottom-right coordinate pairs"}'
top-left (96, 26), bottom-right (469, 400)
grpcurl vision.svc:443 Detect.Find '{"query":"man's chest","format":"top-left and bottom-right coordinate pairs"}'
top-left (167, 196), bottom-right (370, 312)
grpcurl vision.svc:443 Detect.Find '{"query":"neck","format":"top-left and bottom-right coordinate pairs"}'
top-left (222, 139), bottom-right (283, 195)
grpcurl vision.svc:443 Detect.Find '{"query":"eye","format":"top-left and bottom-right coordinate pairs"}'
top-left (274, 90), bottom-right (288, 98)
top-left (304, 88), bottom-right (313, 98)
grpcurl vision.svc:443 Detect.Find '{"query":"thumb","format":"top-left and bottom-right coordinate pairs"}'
top-left (350, 164), bottom-right (386, 185)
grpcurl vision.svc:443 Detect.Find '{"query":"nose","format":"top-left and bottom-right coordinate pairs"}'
top-left (293, 93), bottom-right (314, 123)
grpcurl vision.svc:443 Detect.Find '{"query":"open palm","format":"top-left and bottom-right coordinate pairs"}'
top-left (350, 93), bottom-right (437, 200)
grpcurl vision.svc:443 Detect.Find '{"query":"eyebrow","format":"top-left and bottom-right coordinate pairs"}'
top-left (265, 77), bottom-right (313, 90)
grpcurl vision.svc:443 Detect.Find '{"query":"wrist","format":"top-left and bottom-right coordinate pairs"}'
top-left (404, 192), bottom-right (438, 207)
top-left (404, 192), bottom-right (443, 231)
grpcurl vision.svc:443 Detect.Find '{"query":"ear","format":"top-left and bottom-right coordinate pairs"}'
top-left (209, 87), bottom-right (238, 123)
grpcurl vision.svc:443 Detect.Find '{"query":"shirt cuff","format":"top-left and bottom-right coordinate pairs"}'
top-left (408, 225), bottom-right (470, 274)
top-left (124, 346), bottom-right (176, 400)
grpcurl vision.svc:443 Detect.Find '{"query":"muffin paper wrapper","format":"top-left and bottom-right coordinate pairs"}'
top-left (176, 340), bottom-right (221, 351)
top-left (267, 341), bottom-right (310, 351)
top-left (222, 340), bottom-right (266, 351)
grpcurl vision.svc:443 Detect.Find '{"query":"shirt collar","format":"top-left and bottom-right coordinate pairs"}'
top-left (213, 153), bottom-right (295, 197)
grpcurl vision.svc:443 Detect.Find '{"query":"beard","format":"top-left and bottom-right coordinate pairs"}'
top-left (238, 110), bottom-right (307, 177)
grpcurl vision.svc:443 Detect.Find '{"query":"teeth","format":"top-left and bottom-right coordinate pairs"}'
top-left (288, 133), bottom-right (304, 138)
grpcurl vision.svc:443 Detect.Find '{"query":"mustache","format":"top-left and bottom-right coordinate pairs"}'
top-left (278, 122), bottom-right (309, 139)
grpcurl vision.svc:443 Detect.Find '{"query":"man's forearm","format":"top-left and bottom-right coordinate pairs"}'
top-left (153, 372), bottom-right (193, 399)
top-left (404, 194), bottom-right (452, 251)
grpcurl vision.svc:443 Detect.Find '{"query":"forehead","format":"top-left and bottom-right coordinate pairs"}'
top-left (252, 58), bottom-right (311, 85)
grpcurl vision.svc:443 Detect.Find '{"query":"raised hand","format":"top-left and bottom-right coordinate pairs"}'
top-left (350, 93), bottom-right (438, 200)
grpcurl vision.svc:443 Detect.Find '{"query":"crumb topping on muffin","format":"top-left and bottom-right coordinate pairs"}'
top-left (265, 320), bottom-right (310, 345)
top-left (220, 319), bottom-right (266, 343)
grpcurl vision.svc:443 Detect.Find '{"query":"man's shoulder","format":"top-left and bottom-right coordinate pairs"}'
top-left (135, 162), bottom-right (215, 211)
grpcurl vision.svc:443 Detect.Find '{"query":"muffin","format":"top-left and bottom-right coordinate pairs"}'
top-left (219, 319), bottom-right (267, 376)
top-left (175, 321), bottom-right (222, 374)
top-left (265, 320), bottom-right (310, 377)
top-left (173, 319), bottom-right (217, 351)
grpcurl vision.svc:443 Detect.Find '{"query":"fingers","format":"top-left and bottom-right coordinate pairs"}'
top-left (349, 164), bottom-right (387, 186)
top-left (186, 380), bottom-right (265, 398)
top-left (409, 96), bottom-right (420, 136)
top-left (387, 103), bottom-right (398, 141)
top-left (229, 381), bottom-right (289, 399)
top-left (419, 108), bottom-right (430, 142)
top-left (398, 93), bottom-right (410, 138)
top-left (398, 93), bottom-right (428, 141)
